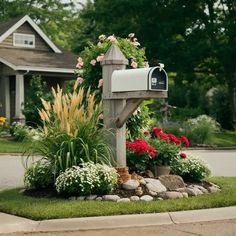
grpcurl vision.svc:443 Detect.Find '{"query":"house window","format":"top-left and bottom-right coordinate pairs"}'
top-left (13, 33), bottom-right (35, 48)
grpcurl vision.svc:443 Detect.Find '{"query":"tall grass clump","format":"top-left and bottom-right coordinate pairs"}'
top-left (27, 82), bottom-right (113, 176)
top-left (183, 115), bottom-right (220, 145)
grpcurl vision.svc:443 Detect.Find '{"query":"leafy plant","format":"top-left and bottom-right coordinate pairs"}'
top-left (27, 83), bottom-right (113, 176)
top-left (24, 160), bottom-right (54, 189)
top-left (55, 162), bottom-right (118, 197)
top-left (171, 156), bottom-right (211, 182)
top-left (23, 75), bottom-right (51, 126)
top-left (74, 33), bottom-right (151, 140)
top-left (183, 115), bottom-right (220, 145)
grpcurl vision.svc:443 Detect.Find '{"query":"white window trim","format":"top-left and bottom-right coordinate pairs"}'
top-left (13, 33), bottom-right (35, 48)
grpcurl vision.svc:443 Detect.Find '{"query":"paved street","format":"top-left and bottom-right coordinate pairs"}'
top-left (1, 219), bottom-right (236, 236)
top-left (0, 150), bottom-right (235, 191)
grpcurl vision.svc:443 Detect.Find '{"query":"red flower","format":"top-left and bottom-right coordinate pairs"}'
top-left (152, 127), bottom-right (163, 137)
top-left (179, 136), bottom-right (190, 148)
top-left (157, 132), bottom-right (169, 141)
top-left (144, 130), bottom-right (150, 135)
top-left (126, 139), bottom-right (156, 157)
top-left (167, 134), bottom-right (181, 144)
top-left (180, 152), bottom-right (187, 158)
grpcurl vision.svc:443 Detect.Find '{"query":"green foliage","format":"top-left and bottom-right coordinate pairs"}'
top-left (55, 162), bottom-right (118, 197)
top-left (77, 34), bottom-right (150, 139)
top-left (24, 160), bottom-right (54, 189)
top-left (148, 139), bottom-right (181, 166)
top-left (9, 122), bottom-right (31, 141)
top-left (183, 115), bottom-right (220, 145)
top-left (27, 85), bottom-right (113, 177)
top-left (23, 75), bottom-right (51, 126)
top-left (171, 156), bottom-right (211, 182)
top-left (208, 86), bottom-right (235, 130)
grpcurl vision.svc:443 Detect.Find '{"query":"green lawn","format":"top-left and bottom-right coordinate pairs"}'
top-left (0, 177), bottom-right (235, 220)
top-left (212, 130), bottom-right (236, 147)
top-left (0, 138), bottom-right (28, 153)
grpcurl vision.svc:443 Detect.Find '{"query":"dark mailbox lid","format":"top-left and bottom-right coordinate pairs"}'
top-left (148, 66), bottom-right (168, 91)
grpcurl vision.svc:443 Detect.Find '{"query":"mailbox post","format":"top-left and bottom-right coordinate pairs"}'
top-left (101, 44), bottom-right (168, 183)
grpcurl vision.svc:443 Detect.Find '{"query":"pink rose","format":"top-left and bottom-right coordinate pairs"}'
top-left (131, 60), bottom-right (138, 68)
top-left (96, 54), bottom-right (105, 62)
top-left (98, 79), bottom-right (103, 88)
top-left (76, 77), bottom-right (84, 84)
top-left (76, 57), bottom-right (84, 68)
top-left (107, 35), bottom-right (117, 43)
top-left (90, 59), bottom-right (96, 66)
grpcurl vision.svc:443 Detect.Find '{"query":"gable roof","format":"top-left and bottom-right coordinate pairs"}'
top-left (0, 47), bottom-right (77, 74)
top-left (0, 15), bottom-right (62, 53)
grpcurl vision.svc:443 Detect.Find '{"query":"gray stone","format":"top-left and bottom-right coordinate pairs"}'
top-left (145, 170), bottom-right (154, 178)
top-left (130, 196), bottom-right (140, 201)
top-left (148, 190), bottom-right (158, 197)
top-left (189, 187), bottom-right (204, 195)
top-left (135, 187), bottom-right (143, 196)
top-left (69, 196), bottom-right (77, 200)
top-left (140, 195), bottom-right (153, 201)
top-left (122, 179), bottom-right (140, 190)
top-left (86, 195), bottom-right (98, 200)
top-left (189, 185), bottom-right (208, 194)
top-left (77, 196), bottom-right (85, 201)
top-left (139, 178), bottom-right (146, 185)
top-left (160, 191), bottom-right (184, 199)
top-left (157, 197), bottom-right (164, 201)
top-left (208, 186), bottom-right (221, 193)
top-left (182, 192), bottom-right (188, 198)
top-left (117, 198), bottom-right (131, 202)
top-left (158, 175), bottom-right (185, 191)
top-left (145, 178), bottom-right (167, 193)
top-left (96, 197), bottom-right (103, 201)
top-left (103, 195), bottom-right (120, 201)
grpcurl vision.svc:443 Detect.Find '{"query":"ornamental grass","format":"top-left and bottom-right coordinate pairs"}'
top-left (26, 82), bottom-right (113, 175)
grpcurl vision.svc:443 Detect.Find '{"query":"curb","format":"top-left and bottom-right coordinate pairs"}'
top-left (0, 206), bottom-right (236, 234)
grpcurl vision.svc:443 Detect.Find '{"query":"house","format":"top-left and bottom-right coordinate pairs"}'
top-left (0, 15), bottom-right (77, 123)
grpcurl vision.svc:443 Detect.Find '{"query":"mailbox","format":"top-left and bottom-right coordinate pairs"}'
top-left (111, 65), bottom-right (168, 92)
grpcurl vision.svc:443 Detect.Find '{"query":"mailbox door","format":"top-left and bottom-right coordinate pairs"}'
top-left (148, 67), bottom-right (168, 91)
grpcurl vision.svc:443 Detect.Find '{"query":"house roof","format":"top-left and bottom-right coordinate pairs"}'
top-left (0, 15), bottom-right (61, 53)
top-left (0, 48), bottom-right (77, 73)
top-left (0, 15), bottom-right (78, 74)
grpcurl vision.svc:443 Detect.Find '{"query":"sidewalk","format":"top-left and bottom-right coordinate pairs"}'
top-left (0, 206), bottom-right (236, 234)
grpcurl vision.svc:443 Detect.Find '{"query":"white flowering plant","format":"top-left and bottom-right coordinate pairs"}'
top-left (55, 162), bottom-right (118, 197)
top-left (171, 156), bottom-right (211, 181)
top-left (24, 160), bottom-right (54, 189)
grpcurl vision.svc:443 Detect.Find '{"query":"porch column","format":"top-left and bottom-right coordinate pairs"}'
top-left (0, 76), bottom-right (10, 122)
top-left (14, 73), bottom-right (25, 123)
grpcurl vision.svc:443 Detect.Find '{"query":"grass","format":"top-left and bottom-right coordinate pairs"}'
top-left (0, 177), bottom-right (235, 220)
top-left (212, 130), bottom-right (236, 147)
top-left (0, 138), bottom-right (29, 153)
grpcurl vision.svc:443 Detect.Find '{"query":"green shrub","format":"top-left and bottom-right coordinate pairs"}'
top-left (10, 122), bottom-right (31, 141)
top-left (183, 115), bottom-right (220, 145)
top-left (171, 156), bottom-right (211, 182)
top-left (23, 75), bottom-right (51, 126)
top-left (55, 162), bottom-right (117, 197)
top-left (28, 85), bottom-right (113, 175)
top-left (24, 161), bottom-right (54, 189)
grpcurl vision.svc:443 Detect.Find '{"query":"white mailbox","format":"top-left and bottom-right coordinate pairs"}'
top-left (111, 65), bottom-right (168, 92)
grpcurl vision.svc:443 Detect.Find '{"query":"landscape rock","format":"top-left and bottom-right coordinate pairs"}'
top-left (160, 191), bottom-right (184, 199)
top-left (96, 197), bottom-right (103, 201)
top-left (157, 197), bottom-right (164, 201)
top-left (130, 196), bottom-right (140, 201)
top-left (77, 196), bottom-right (85, 201)
top-left (86, 195), bottom-right (98, 200)
top-left (135, 187), bottom-right (143, 196)
top-left (145, 170), bottom-right (154, 178)
top-left (158, 175), bottom-right (185, 190)
top-left (122, 179), bottom-right (140, 190)
top-left (117, 198), bottom-right (131, 202)
top-left (145, 178), bottom-right (167, 193)
top-left (148, 190), bottom-right (158, 197)
top-left (103, 195), bottom-right (120, 202)
top-left (140, 195), bottom-right (153, 201)
top-left (189, 185), bottom-right (208, 194)
top-left (207, 186), bottom-right (221, 193)
top-left (188, 187), bottom-right (204, 195)
top-left (182, 192), bottom-right (188, 198)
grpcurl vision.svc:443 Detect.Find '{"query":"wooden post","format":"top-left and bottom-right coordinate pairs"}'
top-left (101, 45), bottom-right (128, 168)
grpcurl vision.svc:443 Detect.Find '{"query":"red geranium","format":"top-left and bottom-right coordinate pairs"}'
top-left (167, 134), bottom-right (181, 144)
top-left (179, 136), bottom-right (190, 148)
top-left (180, 152), bottom-right (187, 158)
top-left (152, 127), bottom-right (163, 137)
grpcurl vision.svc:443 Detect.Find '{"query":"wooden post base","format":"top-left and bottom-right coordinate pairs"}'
top-left (116, 167), bottom-right (131, 184)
